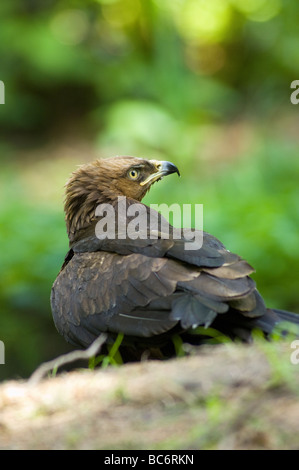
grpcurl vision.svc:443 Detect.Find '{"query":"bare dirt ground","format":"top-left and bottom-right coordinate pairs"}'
top-left (0, 341), bottom-right (299, 450)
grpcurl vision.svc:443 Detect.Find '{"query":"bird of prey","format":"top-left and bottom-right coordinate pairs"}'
top-left (51, 156), bottom-right (299, 359)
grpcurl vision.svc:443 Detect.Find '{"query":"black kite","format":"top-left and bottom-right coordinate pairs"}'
top-left (51, 156), bottom-right (299, 358)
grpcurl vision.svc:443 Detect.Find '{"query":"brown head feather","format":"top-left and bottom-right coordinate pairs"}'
top-left (64, 156), bottom-right (177, 242)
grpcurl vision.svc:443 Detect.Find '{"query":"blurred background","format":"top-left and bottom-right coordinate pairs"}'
top-left (1, 0), bottom-right (299, 380)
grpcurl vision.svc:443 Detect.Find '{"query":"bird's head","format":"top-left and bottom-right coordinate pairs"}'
top-left (64, 156), bottom-right (180, 240)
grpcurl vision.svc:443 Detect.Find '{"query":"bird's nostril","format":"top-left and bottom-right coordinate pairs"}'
top-left (156, 163), bottom-right (162, 171)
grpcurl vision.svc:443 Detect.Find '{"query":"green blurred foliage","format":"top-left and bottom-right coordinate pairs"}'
top-left (1, 0), bottom-right (299, 379)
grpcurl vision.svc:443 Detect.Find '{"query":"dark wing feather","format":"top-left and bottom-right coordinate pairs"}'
top-left (51, 252), bottom-right (198, 346)
top-left (70, 203), bottom-right (240, 268)
top-left (52, 203), bottom-right (286, 348)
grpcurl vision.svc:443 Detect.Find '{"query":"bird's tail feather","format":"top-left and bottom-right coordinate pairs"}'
top-left (269, 308), bottom-right (299, 338)
top-left (205, 308), bottom-right (299, 343)
top-left (272, 308), bottom-right (299, 325)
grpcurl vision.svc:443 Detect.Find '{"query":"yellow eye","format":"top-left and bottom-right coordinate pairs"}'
top-left (128, 169), bottom-right (139, 180)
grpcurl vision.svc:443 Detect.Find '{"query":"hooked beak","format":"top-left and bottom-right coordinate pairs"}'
top-left (140, 160), bottom-right (180, 187)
